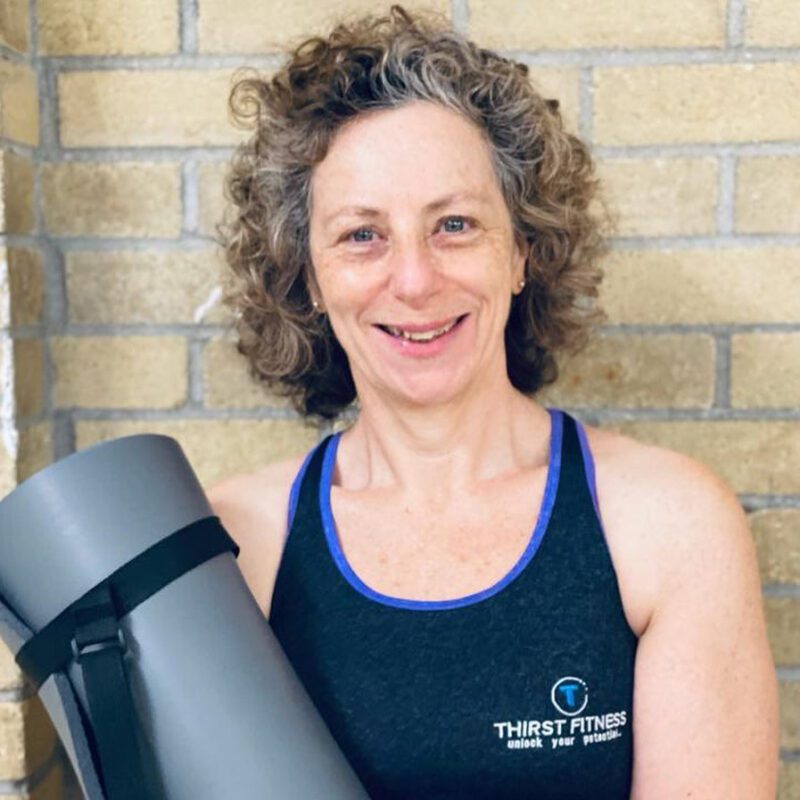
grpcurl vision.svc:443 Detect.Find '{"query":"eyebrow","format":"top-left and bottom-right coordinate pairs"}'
top-left (322, 191), bottom-right (489, 227)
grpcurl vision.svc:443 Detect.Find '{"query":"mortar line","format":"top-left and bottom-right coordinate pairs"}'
top-left (29, 142), bottom-right (800, 162)
top-left (579, 66), bottom-right (594, 144)
top-left (180, 0), bottom-right (198, 54)
top-left (727, 0), bottom-right (748, 49)
top-left (716, 152), bottom-right (737, 235)
top-left (43, 47), bottom-right (800, 71)
top-left (451, 0), bottom-right (469, 34)
top-left (8, 320), bottom-right (800, 337)
top-left (181, 160), bottom-right (199, 234)
top-left (713, 332), bottom-right (732, 409)
top-left (59, 405), bottom-right (800, 423)
top-left (12, 231), bottom-right (800, 250)
top-left (763, 585), bottom-right (800, 598)
top-left (187, 338), bottom-right (204, 406)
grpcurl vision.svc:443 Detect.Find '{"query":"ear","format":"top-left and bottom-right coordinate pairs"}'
top-left (511, 231), bottom-right (528, 294)
top-left (304, 265), bottom-right (323, 307)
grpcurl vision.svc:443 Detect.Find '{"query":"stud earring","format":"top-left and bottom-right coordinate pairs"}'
top-left (518, 279), bottom-right (526, 290)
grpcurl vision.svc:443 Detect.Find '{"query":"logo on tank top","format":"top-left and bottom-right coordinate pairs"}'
top-left (491, 674), bottom-right (629, 752)
top-left (550, 676), bottom-right (588, 716)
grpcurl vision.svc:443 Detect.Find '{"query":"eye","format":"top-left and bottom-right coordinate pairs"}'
top-left (344, 227), bottom-right (377, 243)
top-left (440, 215), bottom-right (473, 234)
top-left (341, 215), bottom-right (473, 244)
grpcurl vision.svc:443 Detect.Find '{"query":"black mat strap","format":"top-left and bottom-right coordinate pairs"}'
top-left (16, 515), bottom-right (238, 690)
top-left (72, 583), bottom-right (147, 800)
top-left (14, 516), bottom-right (238, 800)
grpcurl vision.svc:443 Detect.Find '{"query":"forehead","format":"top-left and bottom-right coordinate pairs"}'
top-left (309, 100), bottom-right (501, 211)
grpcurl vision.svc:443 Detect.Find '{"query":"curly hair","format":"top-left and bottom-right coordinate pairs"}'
top-left (218, 4), bottom-right (616, 422)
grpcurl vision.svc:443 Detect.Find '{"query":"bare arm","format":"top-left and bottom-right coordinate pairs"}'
top-left (629, 455), bottom-right (779, 798)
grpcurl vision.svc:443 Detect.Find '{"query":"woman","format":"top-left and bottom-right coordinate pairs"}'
top-left (207, 6), bottom-right (779, 798)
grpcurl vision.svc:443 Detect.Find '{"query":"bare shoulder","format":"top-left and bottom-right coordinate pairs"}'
top-left (204, 451), bottom-right (310, 617)
top-left (581, 424), bottom-right (779, 795)
top-left (579, 421), bottom-right (753, 637)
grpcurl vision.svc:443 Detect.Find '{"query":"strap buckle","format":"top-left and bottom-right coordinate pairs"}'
top-left (71, 626), bottom-right (127, 663)
top-left (70, 587), bottom-right (128, 664)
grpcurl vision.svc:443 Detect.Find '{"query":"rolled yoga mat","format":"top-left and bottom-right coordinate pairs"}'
top-left (0, 433), bottom-right (369, 800)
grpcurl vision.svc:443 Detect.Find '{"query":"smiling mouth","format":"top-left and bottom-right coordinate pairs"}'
top-left (376, 314), bottom-right (468, 342)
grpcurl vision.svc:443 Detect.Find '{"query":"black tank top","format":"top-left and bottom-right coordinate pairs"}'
top-left (268, 408), bottom-right (639, 799)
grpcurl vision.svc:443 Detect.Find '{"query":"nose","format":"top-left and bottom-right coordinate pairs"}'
top-left (387, 233), bottom-right (443, 307)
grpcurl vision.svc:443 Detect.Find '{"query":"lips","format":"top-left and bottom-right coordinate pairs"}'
top-left (377, 314), bottom-right (467, 333)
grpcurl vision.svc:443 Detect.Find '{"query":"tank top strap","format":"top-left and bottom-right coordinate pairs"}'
top-left (285, 433), bottom-right (333, 543)
top-left (555, 411), bottom-right (599, 520)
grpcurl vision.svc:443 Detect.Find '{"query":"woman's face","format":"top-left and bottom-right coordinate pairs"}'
top-left (308, 99), bottom-right (527, 410)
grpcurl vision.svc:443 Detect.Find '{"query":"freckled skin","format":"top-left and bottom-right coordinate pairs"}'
top-left (308, 100), bottom-right (526, 413)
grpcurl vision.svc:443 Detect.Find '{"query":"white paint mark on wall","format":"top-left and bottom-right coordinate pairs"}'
top-left (0, 252), bottom-right (19, 462)
top-left (193, 285), bottom-right (222, 323)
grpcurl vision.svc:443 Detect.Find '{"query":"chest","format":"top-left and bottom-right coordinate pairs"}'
top-left (328, 476), bottom-right (652, 638)
top-left (330, 485), bottom-right (541, 602)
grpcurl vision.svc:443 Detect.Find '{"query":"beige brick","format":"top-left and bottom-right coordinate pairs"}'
top-left (0, 429), bottom-right (15, 499)
top-left (0, 251), bottom-right (6, 331)
top-left (0, 150), bottom-right (35, 234)
top-left (780, 681), bottom-right (800, 750)
top-left (42, 162), bottom-right (181, 237)
top-left (527, 67), bottom-right (581, 136)
top-left (0, 697), bottom-right (55, 780)
top-left (13, 338), bottom-right (43, 418)
top-left (731, 333), bottom-right (800, 408)
top-left (746, 0), bottom-right (800, 46)
top-left (596, 157), bottom-right (718, 237)
top-left (38, 0), bottom-right (178, 55)
top-left (51, 336), bottom-right (187, 409)
top-left (539, 334), bottom-right (714, 409)
top-left (604, 420), bottom-right (800, 495)
top-left (197, 161), bottom-right (229, 238)
top-left (65, 249), bottom-right (227, 324)
top-left (601, 247), bottom-right (800, 325)
top-left (17, 422), bottom-right (52, 483)
top-left (59, 70), bottom-right (243, 148)
top-left (0, 59), bottom-right (38, 146)
top-left (76, 417), bottom-right (320, 487)
top-left (750, 510), bottom-right (800, 585)
top-left (203, 337), bottom-right (293, 409)
top-left (0, 0), bottom-right (29, 53)
top-left (8, 248), bottom-right (44, 327)
top-left (779, 760), bottom-right (800, 800)
top-left (470, 0), bottom-right (725, 50)
top-left (765, 598), bottom-right (800, 666)
top-left (736, 157), bottom-right (800, 234)
top-left (198, 0), bottom-right (450, 54)
top-left (0, 639), bottom-right (23, 693)
top-left (594, 64), bottom-right (800, 146)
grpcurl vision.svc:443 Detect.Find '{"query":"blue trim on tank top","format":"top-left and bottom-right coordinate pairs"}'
top-left (317, 407), bottom-right (564, 611)
top-left (574, 417), bottom-right (619, 571)
top-left (286, 440), bottom-right (321, 541)
top-left (574, 420), bottom-right (600, 519)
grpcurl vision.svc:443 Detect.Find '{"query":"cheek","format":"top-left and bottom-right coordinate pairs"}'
top-left (323, 265), bottom-right (384, 318)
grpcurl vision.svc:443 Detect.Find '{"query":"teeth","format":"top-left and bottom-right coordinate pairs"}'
top-left (386, 317), bottom-right (460, 342)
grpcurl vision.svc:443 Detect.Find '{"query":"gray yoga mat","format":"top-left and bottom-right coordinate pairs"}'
top-left (0, 433), bottom-right (369, 799)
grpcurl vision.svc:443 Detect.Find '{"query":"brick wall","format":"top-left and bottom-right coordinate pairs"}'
top-left (1, 0), bottom-right (798, 797)
top-left (0, 0), bottom-right (66, 795)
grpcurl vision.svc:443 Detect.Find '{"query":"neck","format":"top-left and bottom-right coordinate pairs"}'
top-left (336, 370), bottom-right (552, 509)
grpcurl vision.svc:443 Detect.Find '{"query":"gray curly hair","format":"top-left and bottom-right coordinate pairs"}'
top-left (218, 4), bottom-right (615, 421)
